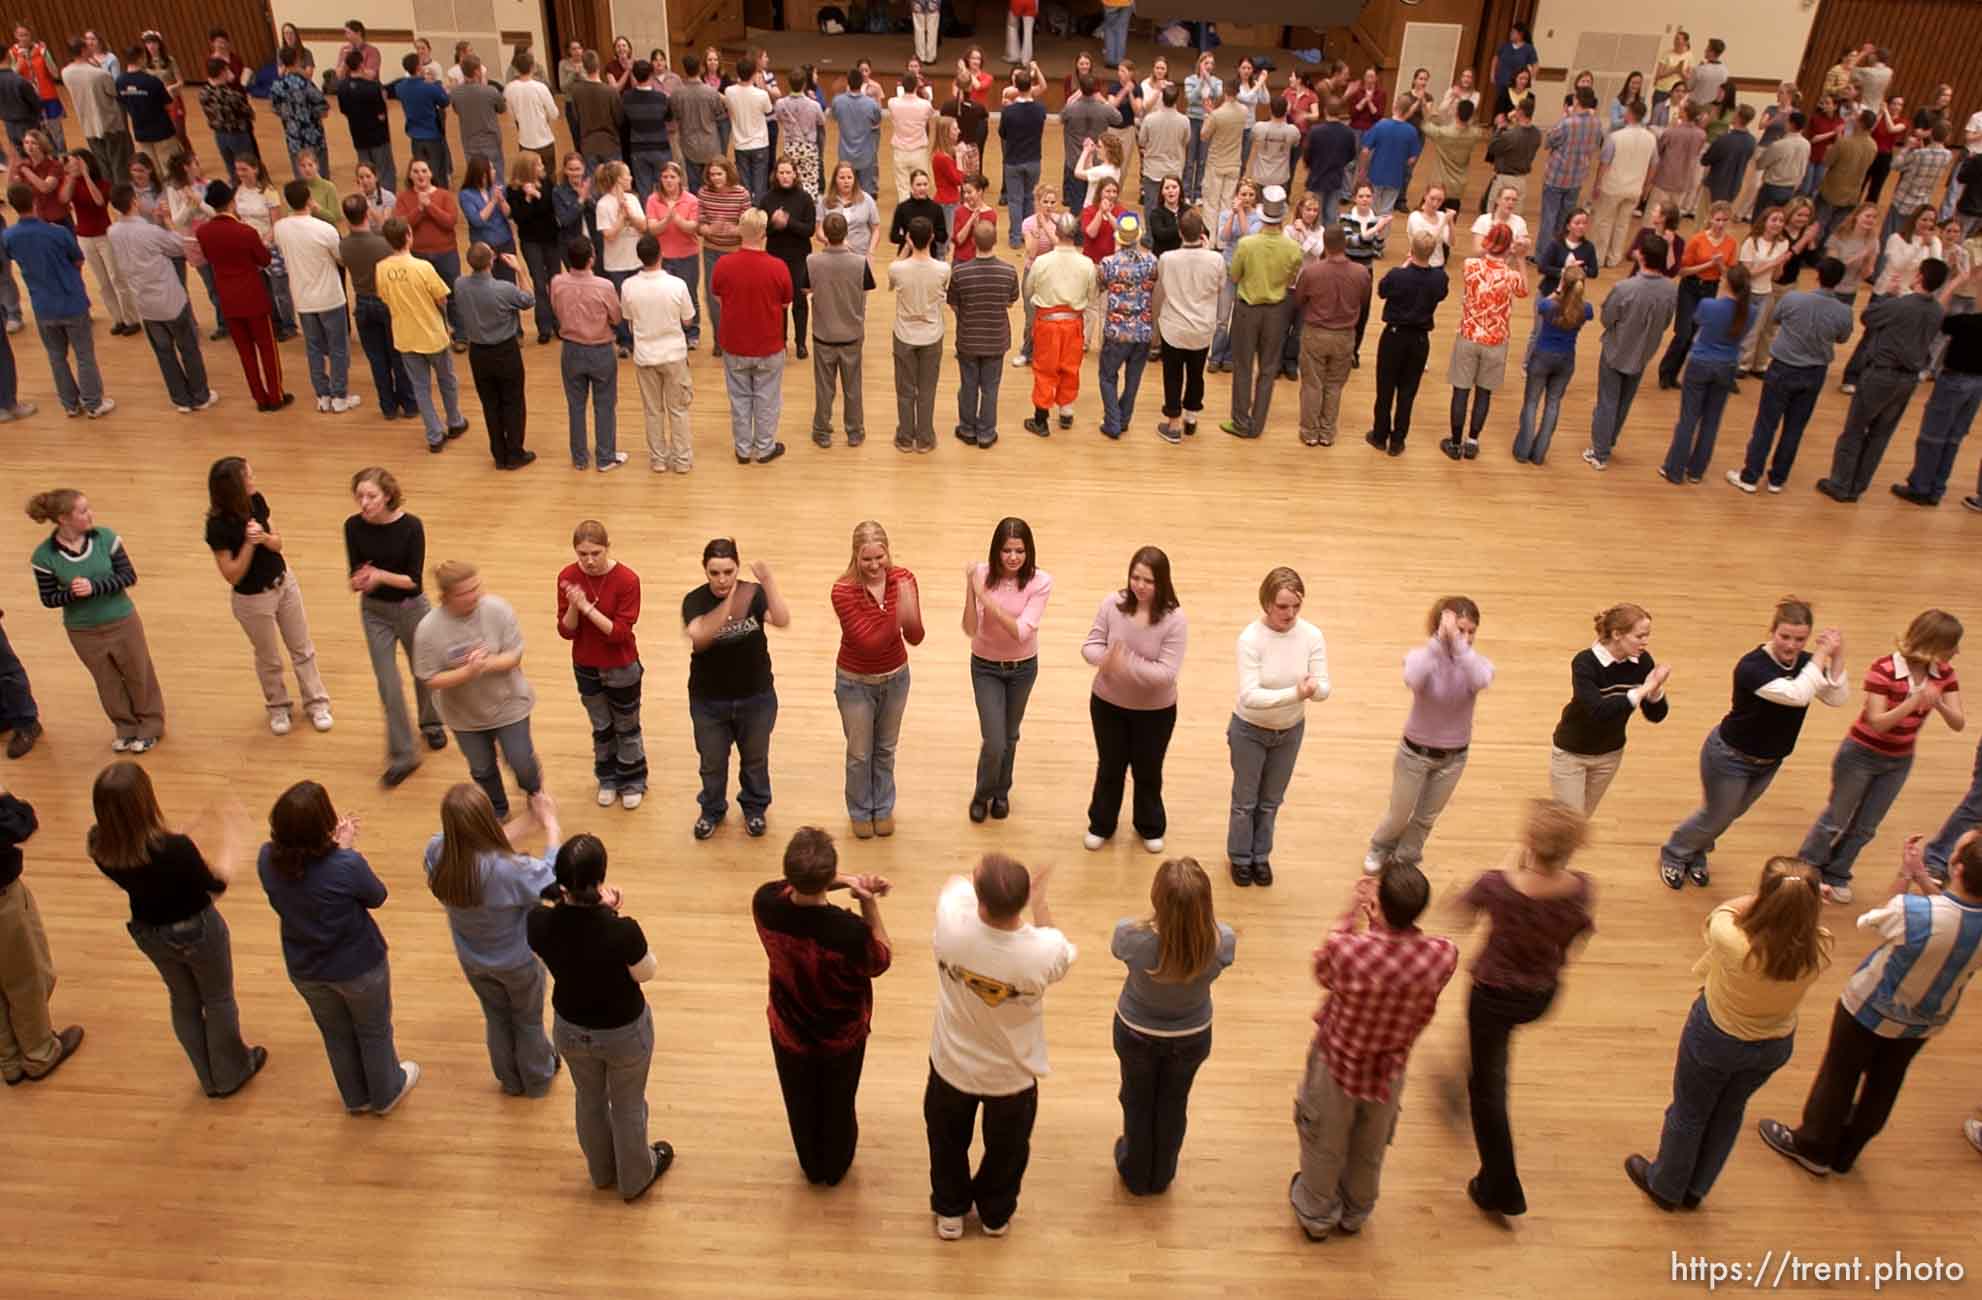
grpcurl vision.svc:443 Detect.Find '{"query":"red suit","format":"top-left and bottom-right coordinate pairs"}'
top-left (194, 212), bottom-right (285, 407)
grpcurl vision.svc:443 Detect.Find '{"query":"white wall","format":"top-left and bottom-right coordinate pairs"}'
top-left (272, 0), bottom-right (549, 81)
top-left (1527, 1), bottom-right (1820, 123)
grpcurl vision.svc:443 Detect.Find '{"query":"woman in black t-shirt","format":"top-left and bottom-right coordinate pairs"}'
top-left (682, 538), bottom-right (791, 840)
top-left (344, 466), bottom-right (447, 787)
top-left (527, 834), bottom-right (673, 1201)
top-left (89, 760), bottom-right (266, 1096)
top-left (206, 457), bottom-right (331, 738)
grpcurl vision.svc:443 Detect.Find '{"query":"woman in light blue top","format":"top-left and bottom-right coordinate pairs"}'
top-left (1111, 857), bottom-right (1236, 1196)
top-left (423, 782), bottom-right (563, 1096)
top-left (459, 157), bottom-right (518, 284)
top-left (1660, 263), bottom-right (1753, 484)
top-left (1513, 262), bottom-right (1593, 465)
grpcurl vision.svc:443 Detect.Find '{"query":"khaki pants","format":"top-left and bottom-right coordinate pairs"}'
top-left (1204, 168), bottom-right (1241, 246)
top-left (1647, 185), bottom-right (1688, 222)
top-left (1290, 1038), bottom-right (1401, 1236)
top-left (1487, 173), bottom-right (1528, 210)
top-left (231, 574), bottom-right (328, 719)
top-left (895, 144), bottom-right (932, 203)
top-left (1589, 190), bottom-right (1639, 268)
top-left (67, 612), bottom-right (165, 741)
top-left (79, 233), bottom-right (138, 327)
top-left (1299, 325), bottom-right (1355, 444)
top-left (1548, 744), bottom-right (1625, 815)
top-left (1740, 293), bottom-right (1780, 372)
top-left (0, 879), bottom-right (60, 1080)
top-left (635, 359), bottom-right (694, 471)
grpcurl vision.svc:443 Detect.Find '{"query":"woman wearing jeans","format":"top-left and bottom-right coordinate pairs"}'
top-left (1660, 264), bottom-right (1752, 483)
top-left (258, 780), bottom-right (420, 1115)
top-left (1626, 858), bottom-right (1831, 1210)
top-left (962, 517), bottom-right (1052, 824)
top-left (1450, 799), bottom-right (1593, 1218)
top-left (831, 521), bottom-right (923, 840)
top-left (344, 467), bottom-right (447, 788)
top-left (1227, 567), bottom-right (1328, 887)
top-left (1366, 597), bottom-right (1494, 874)
top-left (1548, 603), bottom-right (1671, 814)
top-left (89, 761), bottom-right (266, 1097)
top-left (1511, 263), bottom-right (1591, 464)
top-left (206, 457), bottom-right (331, 736)
top-left (423, 783), bottom-right (562, 1097)
top-left (556, 521), bottom-right (646, 811)
top-left (683, 539), bottom-right (789, 840)
top-left (527, 833), bottom-right (674, 1201)
top-left (1798, 610), bottom-right (1964, 901)
top-left (1083, 546), bottom-right (1188, 854)
top-left (1111, 857), bottom-right (1235, 1195)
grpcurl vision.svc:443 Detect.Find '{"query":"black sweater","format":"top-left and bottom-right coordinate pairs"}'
top-left (1552, 647), bottom-right (1669, 755)
top-left (0, 793), bottom-right (35, 890)
top-left (890, 197), bottom-right (949, 256)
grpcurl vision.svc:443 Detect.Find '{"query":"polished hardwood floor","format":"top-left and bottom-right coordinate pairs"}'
top-left (6, 57), bottom-right (1981, 1298)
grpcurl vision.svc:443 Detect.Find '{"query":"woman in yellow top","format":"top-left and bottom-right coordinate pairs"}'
top-left (1626, 858), bottom-right (1831, 1209)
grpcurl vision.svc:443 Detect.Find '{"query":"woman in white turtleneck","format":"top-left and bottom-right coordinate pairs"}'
top-left (1226, 566), bottom-right (1329, 889)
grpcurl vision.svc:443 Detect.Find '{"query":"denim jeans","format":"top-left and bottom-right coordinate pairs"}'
top-left (452, 716), bottom-right (543, 819)
top-left (291, 958), bottom-right (407, 1113)
top-left (629, 147), bottom-right (671, 200)
top-left (416, 249), bottom-right (464, 341)
top-left (1227, 715), bottom-right (1306, 865)
top-left (299, 307), bottom-right (350, 398)
top-left (1538, 184), bottom-right (1578, 256)
top-left (1185, 118), bottom-right (1207, 201)
top-left (724, 351), bottom-right (785, 459)
top-left (956, 353), bottom-right (1003, 443)
top-left (663, 254), bottom-right (701, 344)
top-left (141, 305), bottom-right (211, 408)
top-left (459, 956), bottom-right (557, 1096)
top-left (1100, 3), bottom-right (1132, 65)
top-left (1098, 338), bottom-right (1151, 435)
top-left (1659, 277), bottom-right (1714, 386)
top-left (1798, 740), bottom-right (1912, 886)
top-left (1739, 360), bottom-right (1827, 487)
top-left (1660, 727), bottom-right (1782, 875)
top-left (1661, 357), bottom-right (1738, 480)
top-left (1466, 982), bottom-right (1556, 1216)
top-left (689, 689), bottom-right (778, 820)
top-left (601, 268), bottom-right (635, 348)
top-left (401, 348), bottom-right (465, 444)
top-left (1369, 739), bottom-right (1468, 868)
top-left (1588, 363), bottom-right (1643, 462)
top-left (1926, 733), bottom-right (1982, 875)
top-left (561, 340), bottom-right (618, 465)
top-left (1647, 995), bottom-right (1795, 1204)
top-left (213, 130), bottom-right (257, 175)
top-left (128, 907), bottom-right (255, 1096)
top-left (355, 295), bottom-right (418, 417)
top-left (924, 1062), bottom-right (1038, 1229)
top-left (1512, 348), bottom-right (1575, 462)
top-left (736, 146), bottom-right (771, 203)
top-left (1904, 368), bottom-right (1982, 500)
top-left (575, 661), bottom-right (646, 793)
top-left (37, 315), bottom-right (103, 412)
top-left (1114, 1016), bottom-right (1212, 1196)
top-left (836, 668), bottom-right (911, 821)
top-left (0, 318), bottom-right (13, 409)
top-left (1004, 160), bottom-right (1040, 247)
top-left (554, 1006), bottom-right (657, 1196)
top-left (970, 655), bottom-right (1038, 804)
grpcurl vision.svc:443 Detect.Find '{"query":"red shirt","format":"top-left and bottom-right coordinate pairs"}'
top-left (831, 566), bottom-right (921, 674)
top-left (752, 880), bottom-right (893, 1055)
top-left (932, 151), bottom-right (963, 204)
top-left (22, 159), bottom-right (65, 224)
top-left (708, 247), bottom-right (793, 357)
top-left (951, 206), bottom-right (995, 261)
top-left (394, 187), bottom-right (460, 256)
top-left (1312, 904), bottom-right (1458, 1103)
top-left (555, 560), bottom-right (641, 670)
top-left (1081, 203), bottom-right (1125, 263)
top-left (67, 178), bottom-right (111, 236)
top-left (1847, 653), bottom-right (1958, 758)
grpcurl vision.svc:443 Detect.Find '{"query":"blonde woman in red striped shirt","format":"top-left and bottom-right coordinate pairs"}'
top-left (830, 521), bottom-right (924, 839)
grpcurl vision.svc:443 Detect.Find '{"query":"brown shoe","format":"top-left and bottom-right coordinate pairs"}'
top-left (25, 1025), bottom-right (84, 1083)
top-left (5, 720), bottom-right (39, 758)
top-left (873, 816), bottom-right (896, 837)
top-left (851, 820), bottom-right (875, 840)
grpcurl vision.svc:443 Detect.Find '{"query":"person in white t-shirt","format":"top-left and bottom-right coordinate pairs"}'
top-left (272, 178), bottom-right (358, 411)
top-left (925, 854), bottom-right (1075, 1241)
top-left (619, 234), bottom-right (697, 473)
top-left (723, 59), bottom-right (777, 202)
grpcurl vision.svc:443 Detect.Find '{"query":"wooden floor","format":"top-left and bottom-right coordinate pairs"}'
top-left (8, 59), bottom-right (1982, 1299)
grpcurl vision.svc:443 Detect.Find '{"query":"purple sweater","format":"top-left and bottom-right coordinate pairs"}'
top-left (1082, 595), bottom-right (1188, 710)
top-left (1401, 636), bottom-right (1494, 748)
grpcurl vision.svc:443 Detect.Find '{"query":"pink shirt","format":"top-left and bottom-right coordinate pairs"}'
top-left (1081, 595), bottom-right (1188, 711)
top-left (644, 191), bottom-right (701, 260)
top-left (890, 94), bottom-right (936, 152)
top-left (969, 565), bottom-right (1052, 662)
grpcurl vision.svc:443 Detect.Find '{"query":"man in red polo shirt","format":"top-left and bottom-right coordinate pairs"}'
top-left (194, 180), bottom-right (291, 411)
top-left (710, 209), bottom-right (793, 465)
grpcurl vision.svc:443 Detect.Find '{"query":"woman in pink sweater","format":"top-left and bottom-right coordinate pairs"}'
top-left (1083, 546), bottom-right (1188, 854)
top-left (1366, 595), bottom-right (1495, 874)
top-left (962, 517), bottom-right (1052, 824)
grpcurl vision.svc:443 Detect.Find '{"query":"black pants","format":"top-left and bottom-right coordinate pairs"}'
top-left (1864, 150), bottom-right (1894, 205)
top-left (1467, 981), bottom-right (1556, 1215)
top-left (1659, 276), bottom-right (1715, 385)
top-left (1450, 387), bottom-right (1493, 442)
top-left (1827, 365), bottom-right (1919, 498)
top-left (468, 340), bottom-right (528, 466)
top-left (1160, 344), bottom-right (1207, 420)
top-left (772, 1038), bottom-right (866, 1185)
top-left (1789, 1000), bottom-right (1928, 1173)
top-left (1088, 694), bottom-right (1178, 840)
top-left (923, 1063), bottom-right (1038, 1228)
top-left (519, 239), bottom-right (562, 339)
top-left (1114, 1016), bottom-right (1212, 1196)
top-left (1373, 324), bottom-right (1430, 447)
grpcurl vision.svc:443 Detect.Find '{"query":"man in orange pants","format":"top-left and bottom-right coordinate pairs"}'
top-left (194, 180), bottom-right (293, 412)
top-left (1022, 212), bottom-right (1096, 436)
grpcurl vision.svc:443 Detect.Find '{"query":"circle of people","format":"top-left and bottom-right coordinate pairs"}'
top-left (2, 25), bottom-right (1979, 493)
top-left (4, 464), bottom-right (1982, 1235)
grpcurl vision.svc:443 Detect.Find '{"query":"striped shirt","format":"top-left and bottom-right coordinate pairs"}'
top-left (1542, 108), bottom-right (1604, 189)
top-left (831, 567), bottom-right (921, 675)
top-left (948, 255), bottom-right (1018, 357)
top-left (1847, 654), bottom-right (1959, 758)
top-left (696, 185), bottom-right (753, 253)
top-left (1842, 892), bottom-right (1982, 1038)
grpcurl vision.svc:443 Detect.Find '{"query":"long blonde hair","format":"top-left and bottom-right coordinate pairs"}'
top-left (1137, 858), bottom-right (1221, 982)
top-left (1552, 261), bottom-right (1587, 331)
top-left (1737, 858), bottom-right (1832, 982)
top-left (428, 784), bottom-right (514, 909)
top-left (839, 520), bottom-right (892, 582)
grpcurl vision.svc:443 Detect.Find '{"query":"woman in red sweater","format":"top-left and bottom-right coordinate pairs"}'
top-left (556, 520), bottom-right (646, 809)
top-left (830, 520), bottom-right (923, 839)
top-left (394, 159), bottom-right (465, 348)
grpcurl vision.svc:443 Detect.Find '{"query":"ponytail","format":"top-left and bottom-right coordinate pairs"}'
top-left (1723, 262), bottom-right (1753, 339)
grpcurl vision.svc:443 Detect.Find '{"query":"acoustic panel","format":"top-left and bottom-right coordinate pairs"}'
top-left (1397, 21), bottom-right (1463, 91)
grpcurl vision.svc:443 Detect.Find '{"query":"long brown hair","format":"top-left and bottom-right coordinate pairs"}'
top-left (206, 456), bottom-right (252, 521)
top-left (1115, 545), bottom-right (1180, 621)
top-left (88, 761), bottom-right (170, 869)
top-left (1899, 609), bottom-right (1963, 668)
top-left (266, 781), bottom-right (338, 880)
top-left (1736, 858), bottom-right (1832, 982)
top-left (428, 784), bottom-right (512, 908)
top-left (1721, 262), bottom-right (1753, 339)
top-left (1139, 858), bottom-right (1221, 982)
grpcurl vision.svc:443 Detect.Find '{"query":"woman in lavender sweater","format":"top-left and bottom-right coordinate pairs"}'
top-left (1366, 596), bottom-right (1495, 874)
top-left (1083, 546), bottom-right (1188, 854)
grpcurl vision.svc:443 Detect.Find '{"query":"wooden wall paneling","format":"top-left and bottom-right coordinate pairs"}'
top-left (14, 0), bottom-right (278, 75)
top-left (1797, 0), bottom-right (1982, 123)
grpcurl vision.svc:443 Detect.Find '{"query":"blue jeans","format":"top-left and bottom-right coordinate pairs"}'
top-left (956, 353), bottom-right (1004, 443)
top-left (554, 1006), bottom-right (657, 1196)
top-left (689, 689), bottom-right (778, 820)
top-left (1114, 1016), bottom-right (1212, 1196)
top-left (128, 907), bottom-right (255, 1096)
top-left (736, 146), bottom-right (771, 203)
top-left (1659, 727), bottom-right (1781, 875)
top-left (1226, 715), bottom-right (1305, 865)
top-left (1648, 996), bottom-right (1795, 1205)
top-left (629, 147), bottom-right (671, 200)
top-left (561, 340), bottom-right (618, 465)
top-left (299, 307), bottom-right (350, 399)
top-left (1512, 348), bottom-right (1575, 462)
top-left (1739, 360), bottom-right (1828, 487)
top-left (1926, 734), bottom-right (1982, 874)
top-left (213, 130), bottom-right (257, 175)
top-left (452, 716), bottom-right (543, 819)
top-left (400, 348), bottom-right (464, 444)
top-left (970, 655), bottom-right (1038, 804)
top-left (37, 315), bottom-right (103, 412)
top-left (354, 295), bottom-right (417, 417)
top-left (601, 269), bottom-right (634, 348)
top-left (1799, 740), bottom-right (1912, 886)
top-left (291, 958), bottom-right (406, 1113)
top-left (1754, 183), bottom-right (1795, 215)
top-left (835, 667), bottom-right (911, 821)
top-left (724, 352), bottom-right (784, 459)
top-left (1100, 3), bottom-right (1131, 65)
top-left (416, 249), bottom-right (464, 341)
top-left (266, 266), bottom-right (297, 337)
top-left (1661, 357), bottom-right (1738, 480)
top-left (1098, 338), bottom-right (1151, 435)
top-left (1904, 369), bottom-right (1982, 500)
top-left (664, 255), bottom-right (701, 344)
top-left (459, 956), bottom-right (557, 1096)
top-left (1538, 184), bottom-right (1578, 253)
top-left (1004, 160), bottom-right (1040, 246)
top-left (1185, 118), bottom-right (1207, 201)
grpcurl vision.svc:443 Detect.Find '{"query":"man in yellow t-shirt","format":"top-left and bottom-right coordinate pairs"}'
top-left (1223, 187), bottom-right (1305, 439)
top-left (375, 216), bottom-right (468, 450)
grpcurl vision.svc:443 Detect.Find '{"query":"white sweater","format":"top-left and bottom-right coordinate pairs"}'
top-left (1233, 617), bottom-right (1330, 730)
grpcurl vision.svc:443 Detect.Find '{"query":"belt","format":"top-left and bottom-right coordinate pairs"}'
top-left (1035, 308), bottom-right (1082, 321)
top-left (1403, 737), bottom-right (1468, 760)
top-left (1383, 322), bottom-right (1430, 332)
top-left (972, 654), bottom-right (1036, 671)
top-left (1718, 738), bottom-right (1779, 766)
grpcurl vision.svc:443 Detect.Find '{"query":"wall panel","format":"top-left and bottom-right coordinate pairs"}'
top-left (12, 0), bottom-right (278, 73)
top-left (1797, 0), bottom-right (1982, 123)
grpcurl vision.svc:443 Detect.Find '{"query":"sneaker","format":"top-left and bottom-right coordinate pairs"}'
top-left (86, 397), bottom-right (116, 418)
top-left (1757, 1118), bottom-right (1830, 1176)
top-left (308, 707), bottom-right (333, 732)
top-left (1659, 860), bottom-right (1686, 890)
top-left (626, 1140), bottom-right (675, 1202)
top-left (692, 816), bottom-right (717, 840)
top-left (110, 737), bottom-right (132, 753)
top-left (1965, 1118), bottom-right (1982, 1156)
top-left (597, 452), bottom-right (630, 473)
top-left (270, 712), bottom-right (293, 736)
top-left (1966, 496), bottom-right (1982, 514)
top-left (745, 815), bottom-right (767, 837)
top-left (1582, 447), bottom-right (1608, 471)
top-left (620, 790), bottom-right (643, 810)
top-left (174, 404), bottom-right (192, 413)
top-left (1826, 882), bottom-right (1854, 904)
top-left (3, 401), bottom-right (36, 419)
top-left (1084, 832), bottom-right (1106, 851)
top-left (981, 1219), bottom-right (1011, 1237)
top-left (380, 759), bottom-right (420, 789)
top-left (22, 1025), bottom-right (84, 1082)
top-left (1142, 836), bottom-right (1164, 853)
top-left (375, 1061), bottom-right (421, 1116)
top-left (1156, 422), bottom-right (1182, 444)
top-left (1766, 480), bottom-right (1783, 494)
top-left (1022, 416), bottom-right (1050, 436)
top-left (6, 720), bottom-right (41, 758)
top-left (935, 1215), bottom-right (965, 1240)
top-left (341, 393), bottom-right (363, 411)
top-left (125, 737), bottom-right (157, 754)
top-left (1462, 439), bottom-right (1480, 459)
top-left (1221, 419), bottom-right (1255, 439)
top-left (1725, 470), bottom-right (1757, 494)
top-left (1686, 862), bottom-right (1710, 888)
top-left (1010, 354), bottom-right (1029, 368)
top-left (196, 392), bottom-right (220, 411)
top-left (317, 395), bottom-right (333, 412)
top-left (1363, 853), bottom-right (1385, 876)
top-left (597, 786), bottom-right (618, 807)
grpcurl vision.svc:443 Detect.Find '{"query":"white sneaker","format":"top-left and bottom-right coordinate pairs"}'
top-left (174, 403), bottom-right (192, 413)
top-left (982, 1220), bottom-right (1011, 1237)
top-left (341, 392), bottom-right (363, 410)
top-left (376, 1060), bottom-right (421, 1115)
top-left (86, 397), bottom-right (116, 418)
top-left (110, 736), bottom-right (131, 752)
top-left (1965, 1117), bottom-right (1982, 1156)
top-left (270, 712), bottom-right (293, 736)
top-left (1083, 832), bottom-right (1105, 851)
top-left (1142, 836), bottom-right (1164, 854)
top-left (1765, 480), bottom-right (1783, 494)
top-left (1725, 470), bottom-right (1756, 494)
top-left (597, 787), bottom-right (617, 807)
top-left (1840, 382), bottom-right (1856, 395)
top-left (1581, 447), bottom-right (1607, 471)
top-left (1363, 853), bottom-right (1386, 876)
top-left (308, 707), bottom-right (334, 732)
top-left (1010, 354), bottom-right (1029, 368)
top-left (620, 790), bottom-right (643, 810)
top-left (1826, 883), bottom-right (1855, 904)
top-left (196, 391), bottom-right (221, 410)
top-left (935, 1215), bottom-right (964, 1240)
top-left (317, 395), bottom-right (332, 412)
